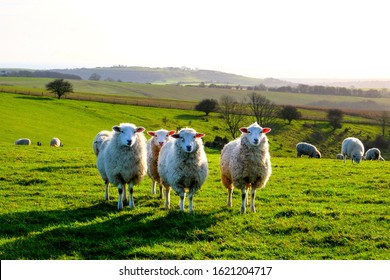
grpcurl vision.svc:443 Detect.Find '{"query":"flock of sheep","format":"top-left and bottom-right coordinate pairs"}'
top-left (14, 137), bottom-right (62, 147)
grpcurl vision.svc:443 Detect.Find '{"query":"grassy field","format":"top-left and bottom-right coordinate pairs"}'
top-left (0, 92), bottom-right (389, 260)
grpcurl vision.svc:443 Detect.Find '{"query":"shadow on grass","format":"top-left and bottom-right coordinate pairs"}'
top-left (15, 96), bottom-right (53, 101)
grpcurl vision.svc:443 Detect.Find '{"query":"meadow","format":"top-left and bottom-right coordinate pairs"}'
top-left (0, 92), bottom-right (389, 260)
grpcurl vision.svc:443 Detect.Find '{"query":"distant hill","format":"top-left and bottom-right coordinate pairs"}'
top-left (284, 78), bottom-right (390, 89)
top-left (50, 66), bottom-right (294, 87)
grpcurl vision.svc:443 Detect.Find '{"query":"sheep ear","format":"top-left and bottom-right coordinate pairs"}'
top-left (136, 127), bottom-right (145, 133)
top-left (168, 130), bottom-right (176, 136)
top-left (147, 131), bottom-right (155, 136)
top-left (239, 127), bottom-right (248, 133)
top-left (262, 127), bottom-right (271, 134)
top-left (195, 133), bottom-right (205, 138)
top-left (171, 134), bottom-right (180, 139)
top-left (113, 126), bottom-right (121, 133)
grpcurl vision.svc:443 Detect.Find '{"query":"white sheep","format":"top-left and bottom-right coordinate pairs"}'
top-left (336, 153), bottom-right (344, 160)
top-left (92, 130), bottom-right (112, 157)
top-left (364, 148), bottom-right (385, 161)
top-left (296, 142), bottom-right (321, 158)
top-left (158, 128), bottom-right (208, 213)
top-left (341, 137), bottom-right (365, 164)
top-left (14, 138), bottom-right (31, 145)
top-left (50, 137), bottom-right (61, 147)
top-left (146, 129), bottom-right (176, 198)
top-left (96, 123), bottom-right (147, 210)
top-left (220, 122), bottom-right (272, 214)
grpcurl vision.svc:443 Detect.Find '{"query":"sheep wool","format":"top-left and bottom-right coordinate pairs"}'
top-left (296, 142), bottom-right (321, 158)
top-left (14, 138), bottom-right (31, 145)
top-left (220, 122), bottom-right (271, 214)
top-left (50, 137), bottom-right (61, 147)
top-left (96, 123), bottom-right (147, 210)
top-left (365, 147), bottom-right (385, 161)
top-left (158, 128), bottom-right (208, 213)
top-left (341, 137), bottom-right (365, 164)
top-left (146, 129), bottom-right (176, 198)
top-left (92, 130), bottom-right (112, 157)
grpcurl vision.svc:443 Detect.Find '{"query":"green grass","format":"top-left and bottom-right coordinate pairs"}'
top-left (0, 92), bottom-right (389, 260)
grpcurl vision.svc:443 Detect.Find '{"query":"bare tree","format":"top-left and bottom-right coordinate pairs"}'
top-left (219, 95), bottom-right (246, 139)
top-left (247, 92), bottom-right (278, 126)
top-left (379, 111), bottom-right (389, 137)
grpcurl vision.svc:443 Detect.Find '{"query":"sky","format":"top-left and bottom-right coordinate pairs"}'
top-left (1, 0), bottom-right (390, 80)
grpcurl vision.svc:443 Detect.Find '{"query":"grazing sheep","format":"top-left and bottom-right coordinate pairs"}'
top-left (220, 122), bottom-right (272, 214)
top-left (50, 137), bottom-right (61, 147)
top-left (364, 148), bottom-right (385, 161)
top-left (92, 130), bottom-right (112, 157)
top-left (341, 137), bottom-right (364, 164)
top-left (158, 128), bottom-right (208, 213)
top-left (146, 129), bottom-right (176, 198)
top-left (336, 153), bottom-right (344, 160)
top-left (296, 142), bottom-right (321, 158)
top-left (14, 138), bottom-right (31, 145)
top-left (96, 123), bottom-right (147, 210)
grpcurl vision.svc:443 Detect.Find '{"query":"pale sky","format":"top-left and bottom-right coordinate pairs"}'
top-left (1, 0), bottom-right (389, 79)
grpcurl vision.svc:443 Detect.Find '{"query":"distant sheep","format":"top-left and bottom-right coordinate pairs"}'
top-left (92, 130), bottom-right (112, 157)
top-left (341, 137), bottom-right (364, 164)
top-left (220, 122), bottom-right (272, 214)
top-left (364, 148), bottom-right (385, 161)
top-left (296, 142), bottom-right (321, 158)
top-left (158, 128), bottom-right (208, 213)
top-left (14, 138), bottom-right (31, 145)
top-left (336, 153), bottom-right (344, 160)
top-left (50, 137), bottom-right (61, 147)
top-left (146, 129), bottom-right (175, 198)
top-left (96, 123), bottom-right (147, 210)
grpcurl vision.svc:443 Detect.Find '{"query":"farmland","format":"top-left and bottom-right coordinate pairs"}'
top-left (0, 88), bottom-right (389, 260)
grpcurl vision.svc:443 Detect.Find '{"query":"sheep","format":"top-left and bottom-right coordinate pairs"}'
top-left (50, 137), bottom-right (61, 147)
top-left (92, 130), bottom-right (112, 157)
top-left (96, 123), bottom-right (147, 210)
top-left (146, 129), bottom-right (176, 198)
top-left (341, 137), bottom-right (364, 164)
top-left (158, 128), bottom-right (208, 213)
top-left (296, 142), bottom-right (321, 158)
top-left (220, 122), bottom-right (272, 214)
top-left (364, 148), bottom-right (385, 161)
top-left (14, 138), bottom-right (31, 145)
top-left (336, 153), bottom-right (344, 160)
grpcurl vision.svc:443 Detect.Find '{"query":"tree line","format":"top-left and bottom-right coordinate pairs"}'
top-left (1, 70), bottom-right (82, 80)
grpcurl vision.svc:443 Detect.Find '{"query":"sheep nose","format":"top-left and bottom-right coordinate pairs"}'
top-left (253, 139), bottom-right (259, 144)
top-left (186, 145), bottom-right (192, 151)
top-left (159, 142), bottom-right (164, 147)
top-left (127, 140), bottom-right (132, 146)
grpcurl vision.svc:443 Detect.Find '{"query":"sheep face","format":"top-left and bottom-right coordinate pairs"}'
top-left (352, 154), bottom-right (363, 164)
top-left (148, 129), bottom-right (176, 147)
top-left (113, 124), bottom-right (145, 147)
top-left (239, 123), bottom-right (271, 146)
top-left (172, 129), bottom-right (205, 153)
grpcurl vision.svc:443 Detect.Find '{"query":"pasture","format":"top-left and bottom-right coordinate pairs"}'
top-left (0, 92), bottom-right (389, 260)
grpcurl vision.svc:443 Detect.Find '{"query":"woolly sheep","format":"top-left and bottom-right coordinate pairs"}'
top-left (50, 137), bottom-right (61, 147)
top-left (341, 137), bottom-right (364, 164)
top-left (220, 122), bottom-right (272, 214)
top-left (146, 129), bottom-right (176, 198)
top-left (336, 153), bottom-right (344, 160)
top-left (14, 138), bottom-right (31, 145)
top-left (296, 142), bottom-right (321, 158)
top-left (92, 130), bottom-right (112, 157)
top-left (96, 123), bottom-right (147, 210)
top-left (364, 148), bottom-right (385, 161)
top-left (158, 128), bottom-right (208, 213)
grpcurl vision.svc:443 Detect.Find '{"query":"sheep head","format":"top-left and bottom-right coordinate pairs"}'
top-left (239, 122), bottom-right (271, 146)
top-left (113, 123), bottom-right (145, 147)
top-left (172, 128), bottom-right (205, 153)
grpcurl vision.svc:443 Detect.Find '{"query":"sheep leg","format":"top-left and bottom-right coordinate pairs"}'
top-left (227, 188), bottom-right (233, 207)
top-left (128, 183), bottom-right (135, 208)
top-left (104, 180), bottom-right (110, 201)
top-left (164, 186), bottom-right (171, 209)
top-left (151, 180), bottom-right (156, 195)
top-left (179, 192), bottom-right (186, 212)
top-left (250, 188), bottom-right (257, 213)
top-left (188, 192), bottom-right (194, 213)
top-left (241, 188), bottom-right (248, 214)
top-left (117, 184), bottom-right (124, 210)
top-left (159, 184), bottom-right (164, 200)
top-left (123, 184), bottom-right (127, 202)
top-left (222, 175), bottom-right (233, 207)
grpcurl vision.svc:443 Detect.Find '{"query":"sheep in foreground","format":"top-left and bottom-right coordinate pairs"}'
top-left (364, 148), bottom-right (385, 161)
top-left (220, 122), bottom-right (272, 214)
top-left (50, 137), bottom-right (61, 147)
top-left (92, 130), bottom-right (112, 157)
top-left (15, 138), bottom-right (31, 145)
top-left (336, 153), bottom-right (344, 160)
top-left (158, 128), bottom-right (208, 213)
top-left (97, 123), bottom-right (147, 210)
top-left (341, 137), bottom-right (364, 164)
top-left (146, 129), bottom-right (176, 198)
top-left (296, 142), bottom-right (321, 158)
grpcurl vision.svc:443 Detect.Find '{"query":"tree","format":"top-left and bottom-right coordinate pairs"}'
top-left (195, 99), bottom-right (218, 116)
top-left (88, 73), bottom-right (101, 81)
top-left (327, 109), bottom-right (344, 130)
top-left (45, 79), bottom-right (73, 99)
top-left (378, 111), bottom-right (389, 137)
top-left (219, 95), bottom-right (246, 139)
top-left (280, 105), bottom-right (302, 124)
top-left (247, 92), bottom-right (278, 126)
